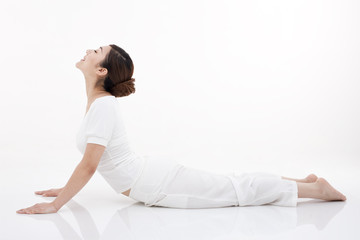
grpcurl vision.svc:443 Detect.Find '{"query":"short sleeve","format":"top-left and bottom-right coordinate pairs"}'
top-left (84, 101), bottom-right (116, 147)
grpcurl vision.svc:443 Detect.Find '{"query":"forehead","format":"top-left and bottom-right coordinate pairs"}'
top-left (100, 45), bottom-right (112, 53)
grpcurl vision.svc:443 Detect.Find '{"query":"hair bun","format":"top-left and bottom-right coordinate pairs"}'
top-left (110, 78), bottom-right (136, 97)
top-left (100, 44), bottom-right (136, 97)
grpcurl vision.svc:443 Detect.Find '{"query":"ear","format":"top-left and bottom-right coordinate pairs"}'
top-left (96, 67), bottom-right (108, 77)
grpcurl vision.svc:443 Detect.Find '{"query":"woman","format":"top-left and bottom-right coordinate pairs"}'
top-left (16, 44), bottom-right (347, 214)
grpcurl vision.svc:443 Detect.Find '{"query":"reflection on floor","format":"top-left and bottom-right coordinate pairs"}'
top-left (8, 193), bottom-right (359, 240)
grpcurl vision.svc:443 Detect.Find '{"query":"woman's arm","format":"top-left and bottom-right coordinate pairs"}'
top-left (16, 143), bottom-right (105, 214)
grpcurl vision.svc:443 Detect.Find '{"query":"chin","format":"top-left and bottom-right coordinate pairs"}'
top-left (75, 61), bottom-right (82, 69)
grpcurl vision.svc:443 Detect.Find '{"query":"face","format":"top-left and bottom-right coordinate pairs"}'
top-left (75, 45), bottom-right (112, 78)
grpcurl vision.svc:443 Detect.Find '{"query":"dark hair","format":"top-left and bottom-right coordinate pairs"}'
top-left (97, 44), bottom-right (136, 97)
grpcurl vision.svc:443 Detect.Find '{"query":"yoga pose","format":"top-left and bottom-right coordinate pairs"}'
top-left (16, 44), bottom-right (346, 214)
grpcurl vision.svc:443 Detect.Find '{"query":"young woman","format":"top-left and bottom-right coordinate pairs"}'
top-left (16, 44), bottom-right (347, 214)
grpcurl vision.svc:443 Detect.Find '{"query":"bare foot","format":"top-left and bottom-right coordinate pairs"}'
top-left (305, 173), bottom-right (318, 183)
top-left (316, 178), bottom-right (347, 201)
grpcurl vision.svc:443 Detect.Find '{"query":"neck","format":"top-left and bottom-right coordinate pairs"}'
top-left (84, 75), bottom-right (112, 105)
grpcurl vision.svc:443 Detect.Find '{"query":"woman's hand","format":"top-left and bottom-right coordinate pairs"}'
top-left (16, 202), bottom-right (58, 214)
top-left (35, 188), bottom-right (63, 197)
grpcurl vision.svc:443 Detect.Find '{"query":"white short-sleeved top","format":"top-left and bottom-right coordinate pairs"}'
top-left (76, 95), bottom-right (146, 193)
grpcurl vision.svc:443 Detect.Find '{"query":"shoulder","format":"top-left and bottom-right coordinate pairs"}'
top-left (92, 97), bottom-right (117, 111)
top-left (86, 98), bottom-right (117, 121)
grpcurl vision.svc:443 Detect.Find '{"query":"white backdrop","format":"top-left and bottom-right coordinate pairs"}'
top-left (1, 0), bottom-right (359, 192)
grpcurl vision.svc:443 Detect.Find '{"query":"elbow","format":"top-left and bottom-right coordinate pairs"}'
top-left (80, 163), bottom-right (98, 175)
top-left (86, 165), bottom-right (97, 175)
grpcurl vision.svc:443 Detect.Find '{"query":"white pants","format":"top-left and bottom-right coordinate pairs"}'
top-left (129, 155), bottom-right (298, 209)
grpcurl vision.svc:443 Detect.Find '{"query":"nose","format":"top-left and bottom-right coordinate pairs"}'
top-left (86, 49), bottom-right (91, 54)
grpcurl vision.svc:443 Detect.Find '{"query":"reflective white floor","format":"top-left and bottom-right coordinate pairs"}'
top-left (3, 173), bottom-right (359, 239)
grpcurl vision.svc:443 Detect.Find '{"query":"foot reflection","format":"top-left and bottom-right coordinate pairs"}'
top-left (297, 199), bottom-right (346, 231)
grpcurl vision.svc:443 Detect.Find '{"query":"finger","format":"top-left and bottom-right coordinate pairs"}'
top-left (35, 191), bottom-right (44, 195)
top-left (16, 209), bottom-right (25, 214)
top-left (43, 193), bottom-right (56, 197)
top-left (35, 192), bottom-right (51, 197)
top-left (18, 209), bottom-right (31, 214)
top-left (24, 208), bottom-right (34, 214)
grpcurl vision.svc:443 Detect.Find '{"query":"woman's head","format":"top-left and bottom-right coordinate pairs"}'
top-left (76, 44), bottom-right (136, 97)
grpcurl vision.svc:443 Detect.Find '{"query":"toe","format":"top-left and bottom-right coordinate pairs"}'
top-left (306, 173), bottom-right (318, 182)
